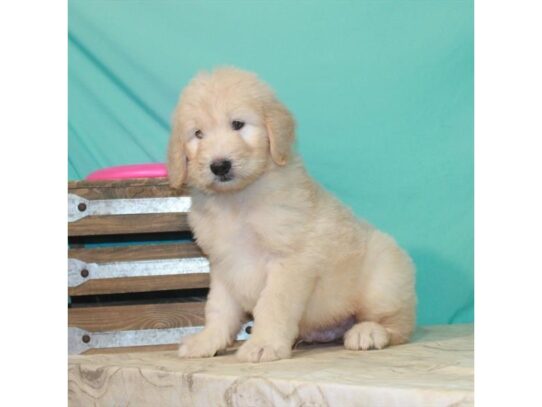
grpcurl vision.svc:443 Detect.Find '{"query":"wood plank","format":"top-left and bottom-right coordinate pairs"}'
top-left (69, 178), bottom-right (189, 200)
top-left (83, 344), bottom-right (178, 355)
top-left (69, 274), bottom-right (210, 296)
top-left (82, 342), bottom-right (245, 355)
top-left (68, 213), bottom-right (190, 236)
top-left (69, 243), bottom-right (209, 295)
top-left (69, 242), bottom-right (204, 262)
top-left (69, 177), bottom-right (171, 189)
top-left (69, 302), bottom-right (206, 332)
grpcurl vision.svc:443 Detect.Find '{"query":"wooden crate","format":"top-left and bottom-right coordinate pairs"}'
top-left (68, 178), bottom-right (212, 354)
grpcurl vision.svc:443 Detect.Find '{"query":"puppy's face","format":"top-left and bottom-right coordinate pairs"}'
top-left (181, 96), bottom-right (270, 193)
top-left (168, 68), bottom-right (295, 193)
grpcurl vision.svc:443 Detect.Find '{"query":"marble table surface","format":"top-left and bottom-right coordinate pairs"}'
top-left (68, 324), bottom-right (474, 406)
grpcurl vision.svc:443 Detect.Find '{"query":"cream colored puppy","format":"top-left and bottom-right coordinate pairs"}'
top-left (168, 67), bottom-right (416, 363)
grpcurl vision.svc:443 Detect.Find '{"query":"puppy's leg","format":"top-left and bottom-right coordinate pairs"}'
top-left (345, 233), bottom-right (416, 351)
top-left (236, 260), bottom-right (315, 363)
top-left (343, 321), bottom-right (391, 350)
top-left (343, 308), bottom-right (415, 351)
top-left (178, 277), bottom-right (244, 358)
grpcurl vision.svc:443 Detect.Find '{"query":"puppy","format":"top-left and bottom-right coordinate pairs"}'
top-left (168, 67), bottom-right (416, 362)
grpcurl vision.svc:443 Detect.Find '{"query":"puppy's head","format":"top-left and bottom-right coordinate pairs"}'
top-left (167, 67), bottom-right (295, 193)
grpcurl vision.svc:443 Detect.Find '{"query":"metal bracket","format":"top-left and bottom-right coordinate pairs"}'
top-left (68, 321), bottom-right (253, 354)
top-left (68, 193), bottom-right (192, 222)
top-left (68, 257), bottom-right (210, 288)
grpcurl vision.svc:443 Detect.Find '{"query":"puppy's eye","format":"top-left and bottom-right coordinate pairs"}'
top-left (232, 120), bottom-right (245, 131)
top-left (194, 130), bottom-right (203, 139)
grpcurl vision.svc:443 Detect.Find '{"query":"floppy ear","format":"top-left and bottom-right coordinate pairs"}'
top-left (167, 116), bottom-right (187, 189)
top-left (265, 99), bottom-right (295, 166)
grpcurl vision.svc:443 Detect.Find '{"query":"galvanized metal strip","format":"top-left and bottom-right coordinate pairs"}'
top-left (68, 257), bottom-right (210, 288)
top-left (68, 193), bottom-right (192, 222)
top-left (68, 322), bottom-right (253, 354)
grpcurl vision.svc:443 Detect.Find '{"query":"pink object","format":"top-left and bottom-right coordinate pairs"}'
top-left (86, 163), bottom-right (168, 181)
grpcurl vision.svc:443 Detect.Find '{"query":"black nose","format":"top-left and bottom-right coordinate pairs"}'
top-left (210, 159), bottom-right (232, 176)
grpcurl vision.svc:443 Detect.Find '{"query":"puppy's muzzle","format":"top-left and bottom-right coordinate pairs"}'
top-left (210, 159), bottom-right (233, 181)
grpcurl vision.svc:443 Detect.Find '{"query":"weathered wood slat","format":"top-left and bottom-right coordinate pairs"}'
top-left (68, 302), bottom-right (206, 332)
top-left (69, 242), bottom-right (204, 262)
top-left (82, 342), bottom-right (245, 355)
top-left (83, 344), bottom-right (178, 354)
top-left (69, 177), bottom-right (171, 189)
top-left (68, 213), bottom-right (190, 236)
top-left (68, 274), bottom-right (210, 296)
top-left (68, 178), bottom-right (188, 200)
top-left (68, 243), bottom-right (210, 295)
top-left (68, 178), bottom-right (190, 236)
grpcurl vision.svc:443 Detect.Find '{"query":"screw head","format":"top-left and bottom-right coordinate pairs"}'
top-left (77, 202), bottom-right (87, 212)
top-left (82, 334), bottom-right (91, 343)
top-left (80, 269), bottom-right (89, 278)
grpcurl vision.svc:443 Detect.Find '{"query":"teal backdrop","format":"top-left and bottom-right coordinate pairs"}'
top-left (68, 0), bottom-right (473, 325)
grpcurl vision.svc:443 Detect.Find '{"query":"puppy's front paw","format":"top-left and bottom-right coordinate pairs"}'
top-left (178, 332), bottom-right (222, 359)
top-left (236, 338), bottom-right (292, 363)
top-left (344, 321), bottom-right (390, 351)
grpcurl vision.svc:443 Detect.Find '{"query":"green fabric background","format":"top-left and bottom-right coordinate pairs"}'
top-left (68, 0), bottom-right (473, 325)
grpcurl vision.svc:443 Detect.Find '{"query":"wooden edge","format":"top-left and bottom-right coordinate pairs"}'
top-left (79, 342), bottom-right (246, 355)
top-left (68, 213), bottom-right (191, 236)
top-left (69, 177), bottom-right (171, 189)
top-left (81, 343), bottom-right (179, 355)
top-left (68, 178), bottom-right (189, 200)
top-left (68, 302), bottom-right (206, 332)
top-left (68, 274), bottom-right (210, 296)
top-left (69, 186), bottom-right (189, 200)
top-left (69, 242), bottom-right (204, 262)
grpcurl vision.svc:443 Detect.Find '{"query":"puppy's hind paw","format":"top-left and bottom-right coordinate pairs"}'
top-left (344, 321), bottom-right (390, 351)
top-left (236, 338), bottom-right (292, 363)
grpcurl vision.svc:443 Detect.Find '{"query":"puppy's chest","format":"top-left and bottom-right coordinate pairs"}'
top-left (189, 202), bottom-right (271, 309)
top-left (190, 202), bottom-right (264, 253)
